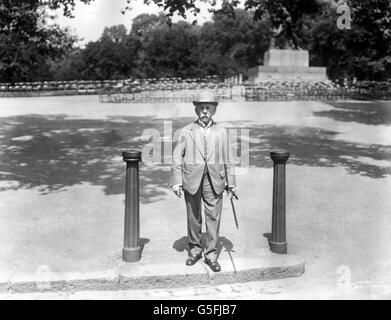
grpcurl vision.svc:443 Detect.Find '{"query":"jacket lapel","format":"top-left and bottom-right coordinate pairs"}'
top-left (189, 120), bottom-right (222, 162)
top-left (206, 124), bottom-right (221, 162)
top-left (189, 122), bottom-right (205, 159)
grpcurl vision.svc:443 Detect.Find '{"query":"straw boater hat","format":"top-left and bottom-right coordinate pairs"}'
top-left (193, 91), bottom-right (218, 107)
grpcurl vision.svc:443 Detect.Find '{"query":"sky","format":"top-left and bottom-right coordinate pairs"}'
top-left (55, 0), bottom-right (217, 46)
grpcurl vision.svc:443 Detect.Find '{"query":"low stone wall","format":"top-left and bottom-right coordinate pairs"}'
top-left (99, 88), bottom-right (234, 103)
top-left (0, 90), bottom-right (97, 98)
top-left (2, 86), bottom-right (390, 101)
top-left (244, 86), bottom-right (391, 101)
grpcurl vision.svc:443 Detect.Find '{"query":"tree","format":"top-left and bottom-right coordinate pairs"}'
top-left (121, 0), bottom-right (324, 50)
top-left (308, 0), bottom-right (391, 80)
top-left (101, 25), bottom-right (128, 43)
top-left (130, 13), bottom-right (168, 78)
top-left (131, 13), bottom-right (166, 37)
top-left (244, 0), bottom-right (324, 49)
top-left (130, 15), bottom-right (201, 78)
top-left (305, 4), bottom-right (352, 79)
top-left (50, 48), bottom-right (87, 81)
top-left (346, 0), bottom-right (391, 80)
top-left (0, 0), bottom-right (93, 82)
top-left (8, 0), bottom-right (389, 82)
top-left (81, 25), bottom-right (138, 80)
top-left (147, 21), bottom-right (202, 77)
top-left (198, 9), bottom-right (272, 75)
top-left (127, 10), bottom-right (272, 78)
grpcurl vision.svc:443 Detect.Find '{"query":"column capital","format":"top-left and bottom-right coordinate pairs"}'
top-left (123, 150), bottom-right (142, 162)
top-left (270, 149), bottom-right (290, 163)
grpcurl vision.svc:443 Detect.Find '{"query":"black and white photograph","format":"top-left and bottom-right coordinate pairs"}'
top-left (0, 0), bottom-right (390, 302)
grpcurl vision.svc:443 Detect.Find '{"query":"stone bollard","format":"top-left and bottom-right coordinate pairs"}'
top-left (269, 150), bottom-right (290, 254)
top-left (122, 150), bottom-right (142, 262)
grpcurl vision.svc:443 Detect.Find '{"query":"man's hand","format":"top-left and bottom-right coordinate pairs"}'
top-left (227, 186), bottom-right (238, 200)
top-left (172, 185), bottom-right (183, 198)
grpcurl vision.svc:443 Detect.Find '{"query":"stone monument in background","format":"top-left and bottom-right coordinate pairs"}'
top-left (248, 49), bottom-right (327, 82)
top-left (247, 9), bottom-right (327, 83)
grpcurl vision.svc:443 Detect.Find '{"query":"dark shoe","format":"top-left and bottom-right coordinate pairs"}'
top-left (186, 253), bottom-right (202, 266)
top-left (204, 258), bottom-right (221, 272)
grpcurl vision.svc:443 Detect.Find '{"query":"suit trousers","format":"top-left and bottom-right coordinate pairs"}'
top-left (184, 167), bottom-right (223, 261)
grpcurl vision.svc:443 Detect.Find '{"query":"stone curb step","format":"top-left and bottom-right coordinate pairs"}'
top-left (0, 254), bottom-right (304, 294)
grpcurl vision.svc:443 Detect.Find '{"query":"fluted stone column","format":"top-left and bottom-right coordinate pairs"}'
top-left (122, 150), bottom-right (142, 262)
top-left (269, 150), bottom-right (290, 254)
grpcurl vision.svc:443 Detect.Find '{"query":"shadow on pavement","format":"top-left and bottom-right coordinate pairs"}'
top-left (263, 233), bottom-right (272, 242)
top-left (0, 111), bottom-right (390, 202)
top-left (173, 235), bottom-right (236, 272)
top-left (314, 101), bottom-right (391, 125)
top-left (0, 115), bottom-right (192, 203)
top-left (140, 238), bottom-right (150, 249)
top-left (173, 235), bottom-right (234, 257)
top-left (240, 123), bottom-right (391, 179)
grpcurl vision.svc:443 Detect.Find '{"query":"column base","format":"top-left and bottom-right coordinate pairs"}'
top-left (268, 240), bottom-right (287, 254)
top-left (122, 247), bottom-right (142, 263)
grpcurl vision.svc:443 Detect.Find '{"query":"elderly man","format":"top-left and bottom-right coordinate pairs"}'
top-left (171, 91), bottom-right (236, 272)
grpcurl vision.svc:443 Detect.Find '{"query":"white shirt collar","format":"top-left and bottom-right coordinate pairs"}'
top-left (197, 119), bottom-right (214, 129)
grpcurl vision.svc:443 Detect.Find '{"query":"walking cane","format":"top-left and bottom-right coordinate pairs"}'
top-left (224, 165), bottom-right (239, 229)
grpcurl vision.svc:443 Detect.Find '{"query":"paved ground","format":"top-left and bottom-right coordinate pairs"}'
top-left (1, 275), bottom-right (391, 300)
top-left (0, 96), bottom-right (390, 299)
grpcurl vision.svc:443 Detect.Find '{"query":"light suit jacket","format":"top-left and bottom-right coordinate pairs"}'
top-left (171, 120), bottom-right (236, 195)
